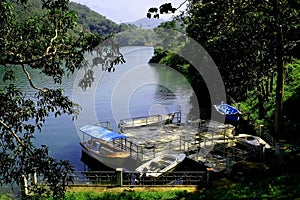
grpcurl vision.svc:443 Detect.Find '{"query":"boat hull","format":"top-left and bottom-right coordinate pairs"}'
top-left (235, 134), bottom-right (271, 149)
top-left (80, 142), bottom-right (130, 169)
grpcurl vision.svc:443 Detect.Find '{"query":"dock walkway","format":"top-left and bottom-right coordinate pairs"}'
top-left (116, 113), bottom-right (245, 171)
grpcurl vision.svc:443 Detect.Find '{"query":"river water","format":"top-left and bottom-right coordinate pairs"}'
top-left (1, 46), bottom-right (197, 170)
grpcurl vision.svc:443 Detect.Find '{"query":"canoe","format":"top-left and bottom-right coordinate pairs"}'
top-left (135, 153), bottom-right (186, 178)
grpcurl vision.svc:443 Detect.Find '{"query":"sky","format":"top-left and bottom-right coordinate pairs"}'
top-left (70, 0), bottom-right (187, 23)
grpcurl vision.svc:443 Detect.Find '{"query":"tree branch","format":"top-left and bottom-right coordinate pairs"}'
top-left (0, 119), bottom-right (34, 154)
top-left (176, 0), bottom-right (188, 10)
top-left (46, 28), bottom-right (58, 55)
top-left (22, 64), bottom-right (48, 92)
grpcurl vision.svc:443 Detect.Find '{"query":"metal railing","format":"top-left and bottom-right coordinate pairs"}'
top-left (118, 112), bottom-right (182, 132)
top-left (67, 170), bottom-right (206, 186)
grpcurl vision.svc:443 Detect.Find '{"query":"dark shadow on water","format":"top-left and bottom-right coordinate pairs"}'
top-left (80, 151), bottom-right (114, 171)
top-left (80, 151), bottom-right (139, 171)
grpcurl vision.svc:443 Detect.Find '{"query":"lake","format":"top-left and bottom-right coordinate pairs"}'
top-left (2, 46), bottom-right (196, 170)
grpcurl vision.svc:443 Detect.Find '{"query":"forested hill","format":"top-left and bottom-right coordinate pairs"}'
top-left (10, 0), bottom-right (133, 36)
top-left (69, 2), bottom-right (134, 35)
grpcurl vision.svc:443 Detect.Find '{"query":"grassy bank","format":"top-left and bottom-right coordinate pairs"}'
top-left (1, 173), bottom-right (300, 199)
top-left (63, 174), bottom-right (300, 200)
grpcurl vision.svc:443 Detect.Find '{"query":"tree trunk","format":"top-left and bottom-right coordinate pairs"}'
top-left (274, 54), bottom-right (284, 139)
top-left (257, 84), bottom-right (265, 119)
top-left (274, 1), bottom-right (284, 139)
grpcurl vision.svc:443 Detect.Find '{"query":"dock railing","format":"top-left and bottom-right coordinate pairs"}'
top-left (118, 112), bottom-right (182, 133)
top-left (66, 170), bottom-right (206, 186)
top-left (113, 137), bottom-right (183, 163)
top-left (20, 170), bottom-right (207, 198)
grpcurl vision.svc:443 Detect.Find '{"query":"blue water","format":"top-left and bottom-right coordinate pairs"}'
top-left (2, 46), bottom-right (195, 170)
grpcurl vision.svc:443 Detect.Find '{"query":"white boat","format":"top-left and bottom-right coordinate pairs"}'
top-left (119, 113), bottom-right (175, 130)
top-left (135, 153), bottom-right (186, 178)
top-left (79, 125), bottom-right (130, 169)
top-left (235, 134), bottom-right (271, 149)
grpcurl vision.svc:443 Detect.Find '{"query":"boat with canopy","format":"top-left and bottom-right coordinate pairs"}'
top-left (80, 124), bottom-right (130, 169)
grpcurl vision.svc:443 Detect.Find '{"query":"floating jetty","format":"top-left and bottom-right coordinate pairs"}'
top-left (89, 112), bottom-right (271, 172)
top-left (112, 112), bottom-right (263, 172)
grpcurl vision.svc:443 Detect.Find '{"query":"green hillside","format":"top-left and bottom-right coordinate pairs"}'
top-left (10, 0), bottom-right (157, 46)
top-left (10, 0), bottom-right (132, 36)
top-left (69, 2), bottom-right (130, 35)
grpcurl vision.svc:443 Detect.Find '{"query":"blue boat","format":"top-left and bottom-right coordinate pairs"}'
top-left (214, 101), bottom-right (240, 121)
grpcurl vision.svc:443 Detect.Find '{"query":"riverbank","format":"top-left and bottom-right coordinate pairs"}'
top-left (54, 173), bottom-right (300, 199)
top-left (2, 166), bottom-right (300, 199)
top-left (63, 171), bottom-right (300, 200)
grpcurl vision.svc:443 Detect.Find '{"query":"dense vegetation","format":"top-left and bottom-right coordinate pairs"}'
top-left (149, 0), bottom-right (300, 143)
top-left (69, 2), bottom-right (131, 35)
top-left (240, 59), bottom-right (300, 144)
top-left (62, 174), bottom-right (300, 200)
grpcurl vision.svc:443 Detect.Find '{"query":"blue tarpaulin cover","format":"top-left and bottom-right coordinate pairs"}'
top-left (214, 101), bottom-right (240, 121)
top-left (214, 101), bottom-right (240, 115)
top-left (80, 125), bottom-right (127, 141)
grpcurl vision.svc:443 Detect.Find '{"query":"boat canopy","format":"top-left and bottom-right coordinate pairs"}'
top-left (80, 125), bottom-right (127, 141)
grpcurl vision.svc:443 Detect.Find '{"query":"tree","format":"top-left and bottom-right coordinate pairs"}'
top-left (148, 0), bottom-right (300, 139)
top-left (0, 0), bottom-right (124, 198)
top-left (188, 0), bottom-right (300, 139)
